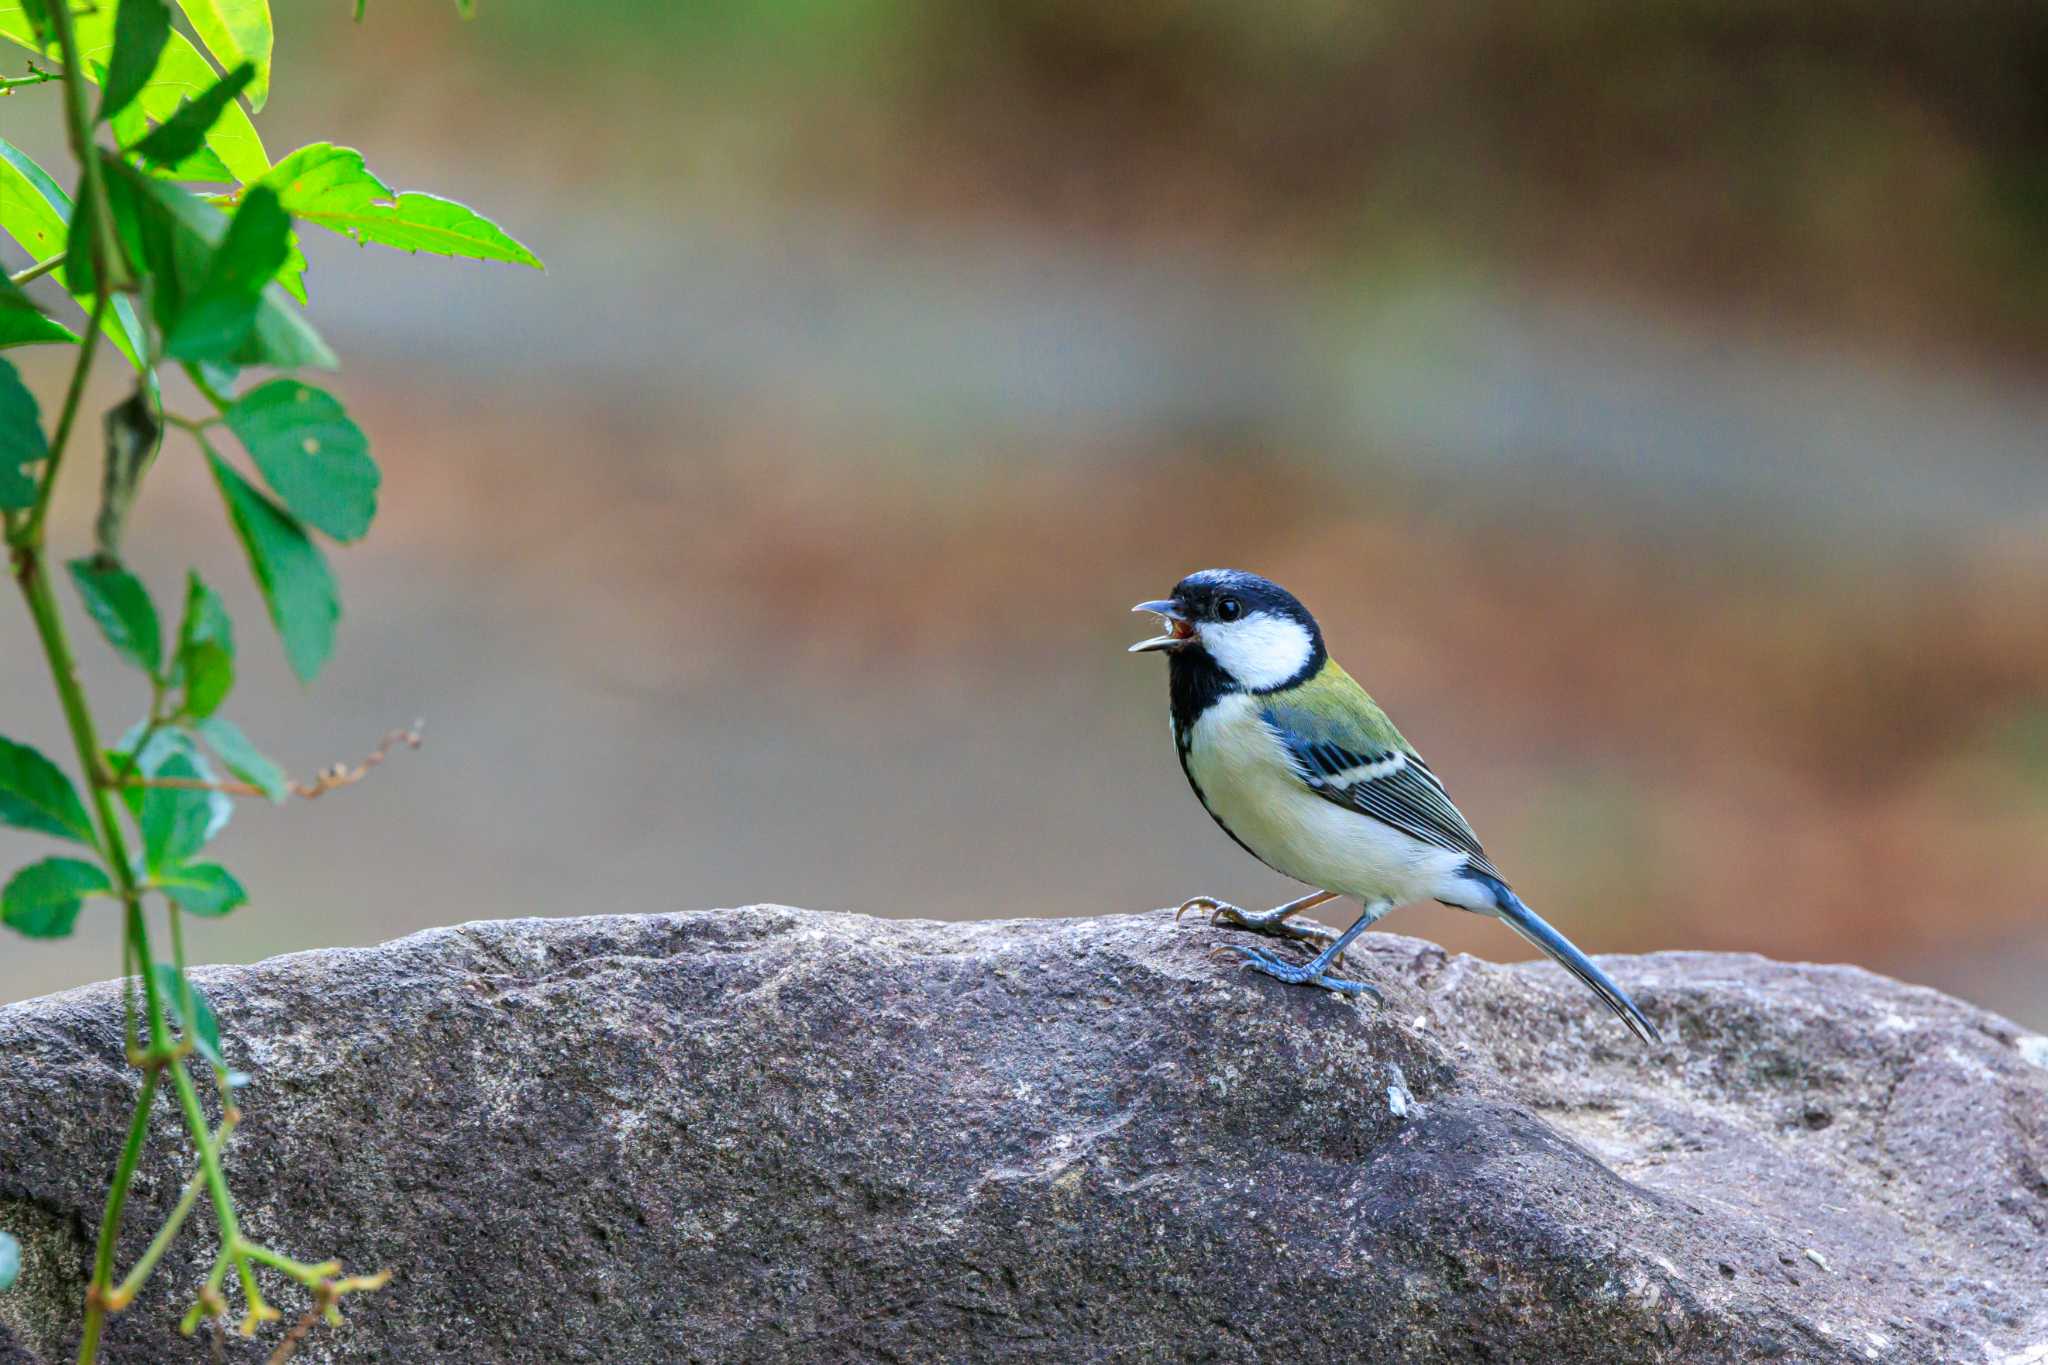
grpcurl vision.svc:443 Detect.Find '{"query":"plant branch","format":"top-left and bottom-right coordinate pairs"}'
top-left (76, 1067), bottom-right (159, 1358)
top-left (14, 290), bottom-right (109, 549)
top-left (11, 550), bottom-right (175, 1365)
top-left (106, 1114), bottom-right (239, 1311)
top-left (43, 0), bottom-right (128, 295)
top-left (8, 252), bottom-right (65, 286)
top-left (163, 1058), bottom-right (276, 1335)
top-left (0, 63), bottom-right (59, 93)
top-left (117, 721), bottom-right (426, 799)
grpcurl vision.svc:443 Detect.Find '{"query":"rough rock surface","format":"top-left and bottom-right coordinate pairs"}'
top-left (1, 907), bottom-right (2045, 1363)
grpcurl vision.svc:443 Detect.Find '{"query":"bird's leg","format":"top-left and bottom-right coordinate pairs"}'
top-left (1174, 888), bottom-right (1341, 949)
top-left (1178, 889), bottom-right (1349, 962)
top-left (1215, 898), bottom-right (1394, 1000)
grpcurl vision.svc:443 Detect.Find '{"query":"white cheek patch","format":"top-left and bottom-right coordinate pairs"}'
top-left (1199, 611), bottom-right (1314, 691)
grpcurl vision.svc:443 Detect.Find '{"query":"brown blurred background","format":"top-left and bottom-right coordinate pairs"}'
top-left (3, 0), bottom-right (2045, 1026)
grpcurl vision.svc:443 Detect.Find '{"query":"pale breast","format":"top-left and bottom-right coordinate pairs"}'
top-left (1181, 694), bottom-right (1466, 905)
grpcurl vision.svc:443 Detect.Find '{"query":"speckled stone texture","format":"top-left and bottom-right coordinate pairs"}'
top-left (1, 907), bottom-right (2044, 1363)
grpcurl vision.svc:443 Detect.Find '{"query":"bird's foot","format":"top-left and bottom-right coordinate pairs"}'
top-left (1173, 895), bottom-right (1336, 948)
top-left (1210, 944), bottom-right (1384, 1002)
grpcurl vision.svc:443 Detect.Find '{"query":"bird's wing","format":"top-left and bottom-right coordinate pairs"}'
top-left (1260, 690), bottom-right (1497, 877)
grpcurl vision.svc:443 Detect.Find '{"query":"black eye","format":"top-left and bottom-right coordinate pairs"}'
top-left (1216, 597), bottom-right (1242, 622)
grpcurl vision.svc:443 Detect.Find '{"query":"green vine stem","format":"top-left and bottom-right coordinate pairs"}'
top-left (8, 1), bottom-right (501, 1354)
top-left (15, 6), bottom-right (231, 1359)
top-left (7, 252), bottom-right (65, 286)
top-left (105, 1114), bottom-right (237, 1312)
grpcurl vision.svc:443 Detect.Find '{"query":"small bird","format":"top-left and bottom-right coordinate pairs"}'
top-left (1130, 568), bottom-right (1660, 1044)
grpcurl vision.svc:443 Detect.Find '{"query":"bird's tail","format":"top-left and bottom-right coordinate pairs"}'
top-left (1472, 872), bottom-right (1662, 1045)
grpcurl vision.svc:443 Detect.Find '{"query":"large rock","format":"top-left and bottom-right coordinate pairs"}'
top-left (0, 907), bottom-right (2044, 1362)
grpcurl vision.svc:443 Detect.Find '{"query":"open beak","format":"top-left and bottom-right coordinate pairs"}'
top-left (1128, 600), bottom-right (1195, 653)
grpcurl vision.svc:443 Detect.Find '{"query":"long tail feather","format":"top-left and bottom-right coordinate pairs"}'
top-left (1487, 883), bottom-right (1661, 1045)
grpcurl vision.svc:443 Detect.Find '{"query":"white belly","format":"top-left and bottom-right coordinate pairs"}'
top-left (1182, 693), bottom-right (1467, 905)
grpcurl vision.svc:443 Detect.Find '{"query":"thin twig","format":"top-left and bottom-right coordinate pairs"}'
top-left (0, 64), bottom-right (59, 93)
top-left (119, 721), bottom-right (426, 799)
top-left (266, 1303), bottom-right (322, 1365)
top-left (8, 252), bottom-right (64, 286)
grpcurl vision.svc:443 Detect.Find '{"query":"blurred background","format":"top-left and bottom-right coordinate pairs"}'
top-left (3, 0), bottom-right (2045, 1026)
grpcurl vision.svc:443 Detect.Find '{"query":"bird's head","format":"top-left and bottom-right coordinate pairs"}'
top-left (1129, 568), bottom-right (1325, 692)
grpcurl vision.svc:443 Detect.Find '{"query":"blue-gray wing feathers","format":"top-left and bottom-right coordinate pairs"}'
top-left (1260, 706), bottom-right (1498, 877)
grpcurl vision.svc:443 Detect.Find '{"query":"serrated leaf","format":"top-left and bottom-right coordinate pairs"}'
top-left (0, 271), bottom-right (79, 349)
top-left (154, 860), bottom-right (244, 915)
top-left (193, 715), bottom-right (285, 802)
top-left (175, 0), bottom-right (270, 112)
top-left (207, 446), bottom-right (337, 683)
top-left (0, 355), bottom-right (45, 508)
top-left (151, 962), bottom-right (224, 1067)
top-left (163, 184), bottom-right (289, 362)
top-left (98, 0), bottom-right (170, 125)
top-left (174, 572), bottom-right (236, 719)
top-left (0, 1229), bottom-right (17, 1291)
top-left (276, 229), bottom-right (307, 303)
top-left (0, 736), bottom-right (95, 845)
top-left (67, 557), bottom-right (162, 676)
top-left (225, 379), bottom-right (376, 541)
top-left (263, 143), bottom-right (541, 268)
top-left (0, 15), bottom-right (267, 185)
top-left (131, 62), bottom-right (255, 172)
top-left (141, 752), bottom-right (214, 872)
top-left (2, 856), bottom-right (110, 938)
top-left (0, 137), bottom-right (148, 367)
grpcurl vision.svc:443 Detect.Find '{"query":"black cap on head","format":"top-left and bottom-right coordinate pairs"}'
top-left (1171, 569), bottom-right (1319, 633)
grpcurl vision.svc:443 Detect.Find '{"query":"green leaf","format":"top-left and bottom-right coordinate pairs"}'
top-left (151, 142), bottom-right (236, 185)
top-left (175, 0), bottom-right (271, 112)
top-left (263, 144), bottom-right (542, 268)
top-left (2, 856), bottom-right (110, 939)
top-left (193, 716), bottom-right (285, 802)
top-left (0, 271), bottom-right (79, 349)
top-left (14, 0), bottom-right (47, 43)
top-left (174, 572), bottom-right (236, 719)
top-left (276, 229), bottom-right (307, 303)
top-left (112, 724), bottom-right (232, 838)
top-left (131, 62), bottom-right (255, 172)
top-left (207, 446), bottom-right (337, 683)
top-left (67, 558), bottom-right (162, 676)
top-left (163, 185), bottom-right (289, 362)
top-left (154, 860), bottom-right (244, 915)
top-left (0, 736), bottom-right (95, 845)
top-left (0, 355), bottom-right (46, 508)
top-left (225, 380), bottom-right (376, 541)
top-left (0, 16), bottom-right (267, 185)
top-left (0, 1229), bottom-right (17, 1291)
top-left (98, 0), bottom-right (171, 125)
top-left (151, 962), bottom-right (224, 1067)
top-left (141, 752), bottom-right (214, 872)
top-left (107, 165), bottom-right (335, 371)
top-left (0, 137), bottom-right (148, 367)
top-left (107, 66), bottom-right (149, 151)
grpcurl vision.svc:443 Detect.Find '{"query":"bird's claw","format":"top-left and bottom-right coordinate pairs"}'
top-left (1176, 894), bottom-right (1344, 960)
top-left (1174, 895), bottom-right (1242, 924)
top-left (1213, 944), bottom-right (1384, 1001)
